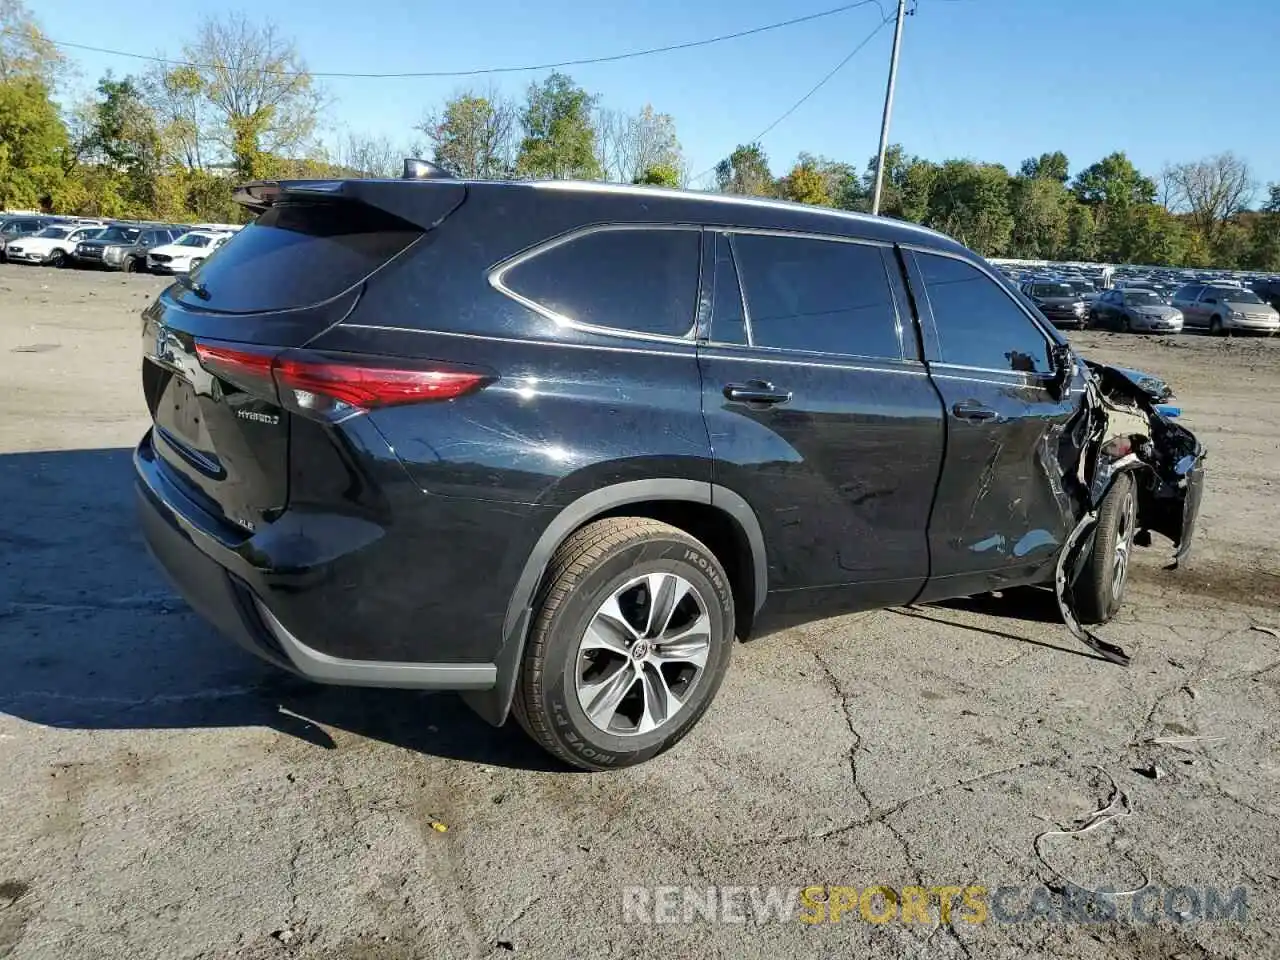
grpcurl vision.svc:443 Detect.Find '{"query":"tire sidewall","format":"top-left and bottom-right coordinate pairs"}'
top-left (536, 536), bottom-right (734, 768)
top-left (1098, 472), bottom-right (1137, 619)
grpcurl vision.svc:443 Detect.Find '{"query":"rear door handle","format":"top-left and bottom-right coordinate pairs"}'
top-left (723, 381), bottom-right (792, 406)
top-left (951, 400), bottom-right (999, 422)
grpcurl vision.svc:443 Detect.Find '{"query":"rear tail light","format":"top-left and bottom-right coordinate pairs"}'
top-left (195, 340), bottom-right (493, 421)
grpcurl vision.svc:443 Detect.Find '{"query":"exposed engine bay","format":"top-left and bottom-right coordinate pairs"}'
top-left (1053, 358), bottom-right (1206, 665)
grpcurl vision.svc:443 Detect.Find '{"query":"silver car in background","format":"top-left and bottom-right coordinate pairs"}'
top-left (1172, 283), bottom-right (1280, 335)
top-left (1090, 288), bottom-right (1184, 333)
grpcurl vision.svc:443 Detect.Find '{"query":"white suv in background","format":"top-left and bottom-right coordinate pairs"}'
top-left (5, 223), bottom-right (106, 267)
top-left (147, 230), bottom-right (232, 275)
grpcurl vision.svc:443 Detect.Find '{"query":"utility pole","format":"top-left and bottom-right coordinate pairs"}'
top-left (871, 0), bottom-right (908, 216)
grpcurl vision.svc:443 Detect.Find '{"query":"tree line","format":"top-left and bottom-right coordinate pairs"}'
top-left (1, 2), bottom-right (1276, 270)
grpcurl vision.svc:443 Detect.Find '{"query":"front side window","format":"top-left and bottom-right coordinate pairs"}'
top-left (916, 252), bottom-right (1051, 374)
top-left (729, 233), bottom-right (902, 359)
top-left (500, 227), bottom-right (700, 337)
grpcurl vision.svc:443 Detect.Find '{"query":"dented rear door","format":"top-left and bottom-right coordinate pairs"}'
top-left (902, 248), bottom-right (1086, 600)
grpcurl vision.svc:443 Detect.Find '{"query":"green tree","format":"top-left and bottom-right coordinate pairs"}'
top-left (0, 76), bottom-right (67, 209)
top-left (715, 143), bottom-right (773, 197)
top-left (1072, 151), bottom-right (1156, 208)
top-left (516, 72), bottom-right (600, 180)
top-left (76, 74), bottom-right (163, 211)
top-left (634, 163), bottom-right (681, 188)
top-left (1164, 152), bottom-right (1255, 260)
top-left (1018, 151), bottom-right (1070, 183)
top-left (1061, 202), bottom-right (1098, 261)
top-left (1245, 184), bottom-right (1280, 270)
top-left (421, 89), bottom-right (516, 178)
top-left (924, 160), bottom-right (1013, 256)
top-left (1008, 175), bottom-right (1070, 259)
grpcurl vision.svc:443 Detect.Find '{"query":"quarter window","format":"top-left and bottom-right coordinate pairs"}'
top-left (729, 233), bottom-right (902, 359)
top-left (501, 227), bottom-right (700, 337)
top-left (916, 253), bottom-right (1050, 374)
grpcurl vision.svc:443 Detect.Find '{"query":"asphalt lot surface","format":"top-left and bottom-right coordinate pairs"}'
top-left (1, 263), bottom-right (1278, 959)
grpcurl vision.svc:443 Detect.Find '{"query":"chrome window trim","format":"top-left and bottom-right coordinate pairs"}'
top-left (900, 243), bottom-right (1059, 376)
top-left (698, 341), bottom-right (929, 377)
top-left (709, 227), bottom-right (908, 362)
top-left (488, 222), bottom-right (703, 344)
top-left (340, 323), bottom-right (698, 358)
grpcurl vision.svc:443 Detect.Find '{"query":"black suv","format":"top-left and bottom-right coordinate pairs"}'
top-left (74, 223), bottom-right (183, 272)
top-left (135, 168), bottom-right (1204, 769)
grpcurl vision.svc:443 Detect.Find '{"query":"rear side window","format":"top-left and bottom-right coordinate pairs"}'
top-left (730, 233), bottom-right (902, 359)
top-left (174, 202), bottom-right (421, 313)
top-left (916, 252), bottom-right (1050, 374)
top-left (500, 227), bottom-right (700, 337)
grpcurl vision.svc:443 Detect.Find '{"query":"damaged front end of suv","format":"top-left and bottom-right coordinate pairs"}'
top-left (1053, 356), bottom-right (1206, 665)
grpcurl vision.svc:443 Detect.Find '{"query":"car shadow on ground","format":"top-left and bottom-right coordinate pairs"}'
top-left (0, 447), bottom-right (564, 771)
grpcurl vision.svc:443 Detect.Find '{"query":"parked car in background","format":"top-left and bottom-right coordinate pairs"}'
top-left (0, 215), bottom-right (58, 262)
top-left (1251, 277), bottom-right (1280, 311)
top-left (1065, 278), bottom-right (1099, 304)
top-left (1019, 279), bottom-right (1089, 328)
top-left (4, 223), bottom-right (105, 267)
top-left (1172, 283), bottom-right (1280, 335)
top-left (146, 230), bottom-right (231, 274)
top-left (75, 224), bottom-right (184, 272)
top-left (1090, 288), bottom-right (1184, 333)
top-left (134, 171), bottom-right (1205, 769)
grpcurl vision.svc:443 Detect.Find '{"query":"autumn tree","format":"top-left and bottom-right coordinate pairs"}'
top-left (179, 14), bottom-right (323, 179)
top-left (1164, 152), bottom-right (1255, 254)
top-left (595, 104), bottom-right (682, 184)
top-left (421, 89), bottom-right (517, 178)
top-left (0, 0), bottom-right (66, 86)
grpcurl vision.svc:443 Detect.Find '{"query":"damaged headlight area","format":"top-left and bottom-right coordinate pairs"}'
top-left (1053, 360), bottom-right (1206, 666)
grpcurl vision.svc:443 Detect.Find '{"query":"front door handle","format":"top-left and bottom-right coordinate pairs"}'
top-left (952, 400), bottom-right (999, 422)
top-left (723, 380), bottom-right (792, 406)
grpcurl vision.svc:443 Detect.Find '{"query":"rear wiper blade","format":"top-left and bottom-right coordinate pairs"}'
top-left (175, 273), bottom-right (210, 301)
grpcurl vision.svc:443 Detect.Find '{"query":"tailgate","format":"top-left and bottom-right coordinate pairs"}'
top-left (138, 180), bottom-right (465, 532)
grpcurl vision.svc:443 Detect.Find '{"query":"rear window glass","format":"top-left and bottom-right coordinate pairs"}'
top-left (500, 227), bottom-right (700, 337)
top-left (174, 203), bottom-right (421, 313)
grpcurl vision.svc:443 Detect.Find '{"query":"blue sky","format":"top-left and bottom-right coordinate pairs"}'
top-left (38, 0), bottom-right (1280, 194)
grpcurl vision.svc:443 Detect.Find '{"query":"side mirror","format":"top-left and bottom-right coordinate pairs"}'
top-left (1049, 342), bottom-right (1073, 400)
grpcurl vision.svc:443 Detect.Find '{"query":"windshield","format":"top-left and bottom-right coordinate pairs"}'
top-left (1031, 283), bottom-right (1074, 298)
top-left (1216, 287), bottom-right (1265, 305)
top-left (95, 226), bottom-right (141, 244)
top-left (1069, 281), bottom-right (1095, 293)
top-left (34, 226), bottom-right (71, 239)
top-left (177, 234), bottom-right (213, 248)
top-left (1124, 291), bottom-right (1162, 305)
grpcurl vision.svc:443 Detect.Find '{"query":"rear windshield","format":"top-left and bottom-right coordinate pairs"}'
top-left (1030, 283), bottom-right (1074, 298)
top-left (174, 203), bottom-right (421, 312)
top-left (96, 226), bottom-right (141, 243)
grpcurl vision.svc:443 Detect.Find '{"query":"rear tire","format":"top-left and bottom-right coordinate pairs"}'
top-left (1210, 315), bottom-right (1225, 336)
top-left (126, 256), bottom-right (141, 273)
top-left (1073, 472), bottom-right (1138, 624)
top-left (1122, 315), bottom-right (1132, 333)
top-left (512, 517), bottom-right (735, 770)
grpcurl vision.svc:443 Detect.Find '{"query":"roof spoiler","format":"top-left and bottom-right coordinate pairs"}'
top-left (233, 159), bottom-right (464, 229)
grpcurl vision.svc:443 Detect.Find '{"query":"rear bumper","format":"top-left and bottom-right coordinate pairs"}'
top-left (134, 429), bottom-right (497, 690)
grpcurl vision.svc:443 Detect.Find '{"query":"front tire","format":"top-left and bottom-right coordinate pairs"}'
top-left (1073, 472), bottom-right (1137, 624)
top-left (48, 250), bottom-right (66, 268)
top-left (512, 517), bottom-right (735, 770)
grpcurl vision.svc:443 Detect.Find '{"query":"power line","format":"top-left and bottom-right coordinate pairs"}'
top-left (691, 13), bottom-right (892, 187)
top-left (6, 2), bottom-right (886, 80)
